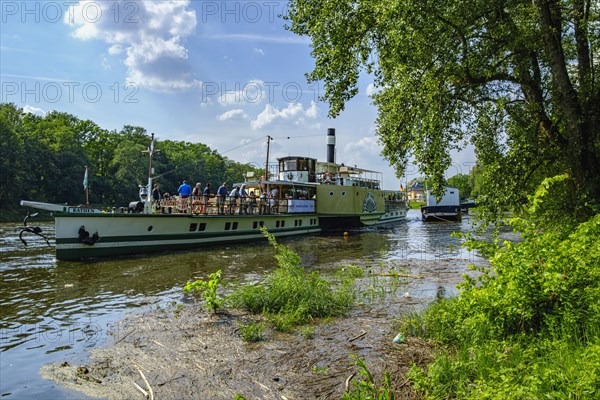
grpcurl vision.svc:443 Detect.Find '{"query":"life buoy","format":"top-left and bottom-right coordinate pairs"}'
top-left (323, 172), bottom-right (333, 184)
top-left (192, 200), bottom-right (204, 215)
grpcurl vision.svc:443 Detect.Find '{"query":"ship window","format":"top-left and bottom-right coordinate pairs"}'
top-left (253, 221), bottom-right (258, 229)
top-left (294, 220), bottom-right (298, 227)
top-left (329, 191), bottom-right (334, 196)
top-left (189, 223), bottom-right (197, 232)
top-left (225, 222), bottom-right (231, 230)
top-left (259, 221), bottom-right (264, 227)
top-left (276, 221), bottom-right (280, 228)
top-left (281, 220), bottom-right (285, 228)
top-left (148, 226), bottom-right (154, 232)
top-left (284, 160), bottom-right (297, 171)
top-left (299, 220), bottom-right (303, 226)
top-left (199, 223), bottom-right (206, 231)
top-left (341, 191), bottom-right (347, 196)
top-left (232, 222), bottom-right (238, 230)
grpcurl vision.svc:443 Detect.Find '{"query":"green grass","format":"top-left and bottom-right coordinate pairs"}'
top-left (239, 321), bottom-right (265, 342)
top-left (228, 228), bottom-right (356, 332)
top-left (408, 201), bottom-right (424, 209)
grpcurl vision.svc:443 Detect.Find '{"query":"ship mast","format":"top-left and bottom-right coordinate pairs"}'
top-left (264, 135), bottom-right (271, 192)
top-left (142, 133), bottom-right (159, 214)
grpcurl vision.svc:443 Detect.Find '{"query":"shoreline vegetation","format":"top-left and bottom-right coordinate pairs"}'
top-left (42, 180), bottom-right (600, 398)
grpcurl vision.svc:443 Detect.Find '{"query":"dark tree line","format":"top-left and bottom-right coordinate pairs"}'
top-left (0, 103), bottom-right (261, 210)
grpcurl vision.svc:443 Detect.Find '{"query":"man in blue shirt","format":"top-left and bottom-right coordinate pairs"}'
top-left (177, 180), bottom-right (192, 212)
top-left (178, 180), bottom-right (192, 197)
top-left (216, 182), bottom-right (228, 215)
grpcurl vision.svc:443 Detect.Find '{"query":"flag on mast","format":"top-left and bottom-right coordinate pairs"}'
top-left (83, 165), bottom-right (89, 190)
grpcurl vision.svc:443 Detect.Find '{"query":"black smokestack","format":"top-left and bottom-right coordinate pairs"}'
top-left (327, 128), bottom-right (335, 163)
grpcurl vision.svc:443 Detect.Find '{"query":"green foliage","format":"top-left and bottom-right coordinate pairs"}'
top-left (184, 270), bottom-right (223, 313)
top-left (229, 229), bottom-right (355, 331)
top-left (239, 322), bottom-right (264, 342)
top-left (286, 0), bottom-right (600, 216)
top-left (342, 355), bottom-right (394, 400)
top-left (447, 173), bottom-right (471, 199)
top-left (0, 103), bottom-right (258, 214)
top-left (405, 178), bottom-right (600, 398)
top-left (408, 338), bottom-right (600, 399)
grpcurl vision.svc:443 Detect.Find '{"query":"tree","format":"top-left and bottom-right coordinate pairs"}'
top-left (447, 173), bottom-right (472, 199)
top-left (286, 0), bottom-right (599, 220)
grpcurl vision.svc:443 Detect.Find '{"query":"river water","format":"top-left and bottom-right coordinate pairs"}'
top-left (0, 210), bottom-right (480, 398)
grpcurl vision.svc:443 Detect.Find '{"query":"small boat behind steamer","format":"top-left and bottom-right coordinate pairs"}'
top-left (20, 129), bottom-right (406, 260)
top-left (420, 187), bottom-right (462, 222)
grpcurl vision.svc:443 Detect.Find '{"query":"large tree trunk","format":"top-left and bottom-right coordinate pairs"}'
top-left (534, 0), bottom-right (599, 198)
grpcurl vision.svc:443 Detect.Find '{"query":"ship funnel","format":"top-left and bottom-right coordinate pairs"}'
top-left (327, 128), bottom-right (335, 163)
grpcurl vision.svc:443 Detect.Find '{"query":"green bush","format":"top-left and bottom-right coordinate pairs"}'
top-left (407, 176), bottom-right (600, 398)
top-left (229, 228), bottom-right (355, 331)
top-left (183, 270), bottom-right (223, 313)
top-left (422, 212), bottom-right (600, 345)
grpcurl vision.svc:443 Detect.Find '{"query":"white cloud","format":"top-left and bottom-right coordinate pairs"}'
top-left (251, 101), bottom-right (318, 130)
top-left (342, 136), bottom-right (382, 167)
top-left (219, 79), bottom-right (265, 106)
top-left (217, 109), bottom-right (248, 121)
top-left (253, 48), bottom-right (265, 56)
top-left (366, 83), bottom-right (379, 96)
top-left (65, 0), bottom-right (199, 92)
top-left (22, 105), bottom-right (46, 116)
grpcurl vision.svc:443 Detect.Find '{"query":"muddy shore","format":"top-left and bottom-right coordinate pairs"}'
top-left (41, 258), bottom-right (478, 399)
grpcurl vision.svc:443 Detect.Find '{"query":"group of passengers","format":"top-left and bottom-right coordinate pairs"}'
top-left (153, 180), bottom-right (280, 215)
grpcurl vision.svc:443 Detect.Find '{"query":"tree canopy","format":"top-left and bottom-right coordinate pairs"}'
top-left (0, 103), bottom-right (261, 212)
top-left (286, 0), bottom-right (599, 221)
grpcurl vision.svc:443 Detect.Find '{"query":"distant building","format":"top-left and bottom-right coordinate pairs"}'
top-left (407, 181), bottom-right (425, 201)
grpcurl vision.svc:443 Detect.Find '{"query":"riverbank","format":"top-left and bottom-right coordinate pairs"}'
top-left (40, 257), bottom-right (478, 399)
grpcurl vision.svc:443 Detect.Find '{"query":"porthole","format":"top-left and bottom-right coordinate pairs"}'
top-left (329, 191), bottom-right (334, 196)
top-left (148, 226), bottom-right (154, 232)
top-left (341, 191), bottom-right (347, 196)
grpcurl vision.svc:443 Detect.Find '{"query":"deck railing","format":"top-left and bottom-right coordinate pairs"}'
top-left (154, 196), bottom-right (313, 216)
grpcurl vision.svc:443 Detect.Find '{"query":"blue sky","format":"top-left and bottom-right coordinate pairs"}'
top-left (1, 0), bottom-right (476, 188)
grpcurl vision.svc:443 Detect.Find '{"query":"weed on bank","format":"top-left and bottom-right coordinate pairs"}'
top-left (228, 228), bottom-right (355, 331)
top-left (402, 178), bottom-right (600, 398)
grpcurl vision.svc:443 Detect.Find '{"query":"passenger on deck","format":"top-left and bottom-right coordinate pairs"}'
top-left (248, 191), bottom-right (256, 215)
top-left (203, 183), bottom-right (212, 214)
top-left (217, 182), bottom-right (228, 215)
top-left (239, 184), bottom-right (248, 214)
top-left (178, 180), bottom-right (192, 198)
top-left (192, 182), bottom-right (202, 200)
top-left (229, 186), bottom-right (240, 215)
top-left (152, 183), bottom-right (161, 210)
top-left (177, 180), bottom-right (192, 212)
top-left (271, 187), bottom-right (279, 214)
top-left (259, 191), bottom-right (268, 214)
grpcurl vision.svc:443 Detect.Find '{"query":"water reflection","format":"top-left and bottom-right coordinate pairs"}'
top-left (0, 209), bottom-right (479, 398)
